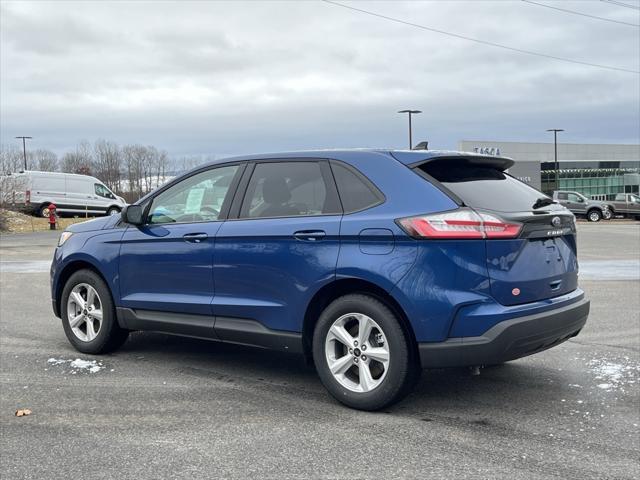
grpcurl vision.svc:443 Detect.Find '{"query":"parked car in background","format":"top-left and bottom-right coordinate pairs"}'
top-left (51, 150), bottom-right (589, 410)
top-left (605, 193), bottom-right (640, 219)
top-left (5, 171), bottom-right (126, 217)
top-left (553, 190), bottom-right (611, 222)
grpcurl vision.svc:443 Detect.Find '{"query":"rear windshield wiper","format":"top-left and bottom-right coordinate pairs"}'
top-left (532, 197), bottom-right (555, 209)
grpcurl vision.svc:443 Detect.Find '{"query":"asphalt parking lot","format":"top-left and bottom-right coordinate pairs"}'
top-left (1, 222), bottom-right (639, 479)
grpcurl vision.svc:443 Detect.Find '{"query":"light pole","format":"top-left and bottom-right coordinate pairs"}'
top-left (15, 136), bottom-right (32, 170)
top-left (398, 110), bottom-right (421, 149)
top-left (546, 129), bottom-right (564, 190)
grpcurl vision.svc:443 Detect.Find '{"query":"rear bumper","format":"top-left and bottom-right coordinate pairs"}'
top-left (418, 297), bottom-right (589, 368)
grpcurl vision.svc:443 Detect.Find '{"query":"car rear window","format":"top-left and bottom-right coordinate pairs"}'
top-left (416, 160), bottom-right (551, 213)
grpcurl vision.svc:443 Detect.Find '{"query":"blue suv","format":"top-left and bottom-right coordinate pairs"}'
top-left (51, 150), bottom-right (590, 410)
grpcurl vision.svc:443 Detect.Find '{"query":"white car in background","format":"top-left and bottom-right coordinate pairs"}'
top-left (3, 171), bottom-right (126, 217)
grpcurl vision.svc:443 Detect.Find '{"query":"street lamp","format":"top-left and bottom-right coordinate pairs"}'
top-left (546, 129), bottom-right (564, 190)
top-left (398, 110), bottom-right (421, 149)
top-left (15, 136), bottom-right (32, 170)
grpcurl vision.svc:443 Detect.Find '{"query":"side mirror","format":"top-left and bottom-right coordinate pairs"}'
top-left (121, 205), bottom-right (144, 225)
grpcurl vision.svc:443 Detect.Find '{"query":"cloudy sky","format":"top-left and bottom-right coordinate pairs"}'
top-left (1, 0), bottom-right (639, 158)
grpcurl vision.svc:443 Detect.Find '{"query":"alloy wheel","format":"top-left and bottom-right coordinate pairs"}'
top-left (66, 283), bottom-right (103, 342)
top-left (324, 313), bottom-right (390, 393)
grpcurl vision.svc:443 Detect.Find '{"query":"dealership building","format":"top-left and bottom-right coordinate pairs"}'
top-left (457, 140), bottom-right (640, 200)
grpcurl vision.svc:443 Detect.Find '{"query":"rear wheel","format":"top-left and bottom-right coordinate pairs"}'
top-left (587, 209), bottom-right (602, 222)
top-left (36, 204), bottom-right (50, 218)
top-left (313, 294), bottom-right (418, 411)
top-left (61, 270), bottom-right (129, 354)
top-left (603, 209), bottom-right (613, 220)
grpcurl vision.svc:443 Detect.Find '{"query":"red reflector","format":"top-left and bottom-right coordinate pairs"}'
top-left (398, 208), bottom-right (522, 240)
top-left (25, 190), bottom-right (30, 204)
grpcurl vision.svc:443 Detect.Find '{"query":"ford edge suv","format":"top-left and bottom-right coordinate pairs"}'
top-left (50, 150), bottom-right (590, 410)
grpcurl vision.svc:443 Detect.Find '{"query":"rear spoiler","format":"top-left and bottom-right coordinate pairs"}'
top-left (392, 153), bottom-right (515, 172)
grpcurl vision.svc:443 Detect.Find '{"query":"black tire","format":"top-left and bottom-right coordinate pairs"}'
top-left (106, 206), bottom-right (121, 216)
top-left (36, 204), bottom-right (50, 218)
top-left (587, 209), bottom-right (602, 222)
top-left (312, 294), bottom-right (418, 411)
top-left (60, 269), bottom-right (129, 354)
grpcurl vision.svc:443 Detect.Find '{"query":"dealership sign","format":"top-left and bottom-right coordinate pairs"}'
top-left (474, 146), bottom-right (501, 156)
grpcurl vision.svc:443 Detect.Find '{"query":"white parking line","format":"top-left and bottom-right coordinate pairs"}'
top-left (579, 260), bottom-right (640, 281)
top-left (0, 261), bottom-right (51, 273)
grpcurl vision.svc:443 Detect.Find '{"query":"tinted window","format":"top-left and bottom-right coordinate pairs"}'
top-left (95, 184), bottom-right (115, 199)
top-left (418, 161), bottom-right (559, 213)
top-left (556, 192), bottom-right (568, 200)
top-left (240, 162), bottom-right (338, 218)
top-left (148, 164), bottom-right (240, 224)
top-left (331, 162), bottom-right (382, 213)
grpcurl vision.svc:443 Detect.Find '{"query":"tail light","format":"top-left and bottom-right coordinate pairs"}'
top-left (397, 208), bottom-right (522, 239)
top-left (25, 190), bottom-right (30, 204)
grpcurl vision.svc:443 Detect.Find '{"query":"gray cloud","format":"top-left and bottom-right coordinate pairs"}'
top-left (1, 0), bottom-right (638, 157)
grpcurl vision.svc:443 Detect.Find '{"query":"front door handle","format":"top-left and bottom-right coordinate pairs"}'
top-left (183, 233), bottom-right (208, 243)
top-left (293, 230), bottom-right (326, 241)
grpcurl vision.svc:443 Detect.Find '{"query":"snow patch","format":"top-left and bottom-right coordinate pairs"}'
top-left (588, 357), bottom-right (639, 393)
top-left (47, 357), bottom-right (105, 374)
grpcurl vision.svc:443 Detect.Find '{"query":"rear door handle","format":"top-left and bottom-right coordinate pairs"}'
top-left (293, 230), bottom-right (326, 241)
top-left (183, 233), bottom-right (208, 243)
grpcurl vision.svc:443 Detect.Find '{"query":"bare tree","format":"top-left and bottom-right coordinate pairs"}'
top-left (93, 139), bottom-right (121, 193)
top-left (155, 149), bottom-right (169, 187)
top-left (122, 144), bottom-right (147, 199)
top-left (0, 145), bottom-right (30, 208)
top-left (61, 141), bottom-right (93, 175)
top-left (179, 155), bottom-right (205, 172)
top-left (0, 144), bottom-right (26, 174)
top-left (30, 149), bottom-right (58, 172)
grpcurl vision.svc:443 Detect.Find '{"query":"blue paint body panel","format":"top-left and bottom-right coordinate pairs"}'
top-left (50, 149), bottom-right (588, 359)
top-left (213, 215), bottom-right (341, 333)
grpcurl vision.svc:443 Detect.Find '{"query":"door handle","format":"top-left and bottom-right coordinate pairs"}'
top-left (293, 230), bottom-right (326, 241)
top-left (183, 233), bottom-right (208, 243)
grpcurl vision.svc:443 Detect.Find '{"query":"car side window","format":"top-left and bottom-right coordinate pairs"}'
top-left (148, 164), bottom-right (240, 224)
top-left (556, 192), bottom-right (568, 201)
top-left (240, 161), bottom-right (339, 219)
top-left (95, 183), bottom-right (115, 199)
top-left (330, 162), bottom-right (383, 213)
top-left (568, 193), bottom-right (582, 203)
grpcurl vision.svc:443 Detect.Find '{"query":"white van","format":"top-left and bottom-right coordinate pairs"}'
top-left (5, 171), bottom-right (126, 217)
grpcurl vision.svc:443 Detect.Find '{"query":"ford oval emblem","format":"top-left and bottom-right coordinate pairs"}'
top-left (551, 216), bottom-right (561, 228)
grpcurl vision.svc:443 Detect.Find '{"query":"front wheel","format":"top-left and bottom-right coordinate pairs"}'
top-left (106, 207), bottom-right (120, 216)
top-left (587, 209), bottom-right (602, 222)
top-left (60, 269), bottom-right (129, 354)
top-left (312, 294), bottom-right (418, 411)
top-left (603, 209), bottom-right (613, 220)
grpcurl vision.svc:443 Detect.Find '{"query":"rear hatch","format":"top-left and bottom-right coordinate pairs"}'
top-left (411, 156), bottom-right (578, 306)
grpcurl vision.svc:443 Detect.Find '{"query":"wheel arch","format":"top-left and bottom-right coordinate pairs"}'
top-left (302, 278), bottom-right (418, 361)
top-left (54, 259), bottom-right (113, 318)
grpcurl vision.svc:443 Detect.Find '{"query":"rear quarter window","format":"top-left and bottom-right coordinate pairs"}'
top-left (330, 162), bottom-right (383, 213)
top-left (416, 160), bottom-right (554, 213)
